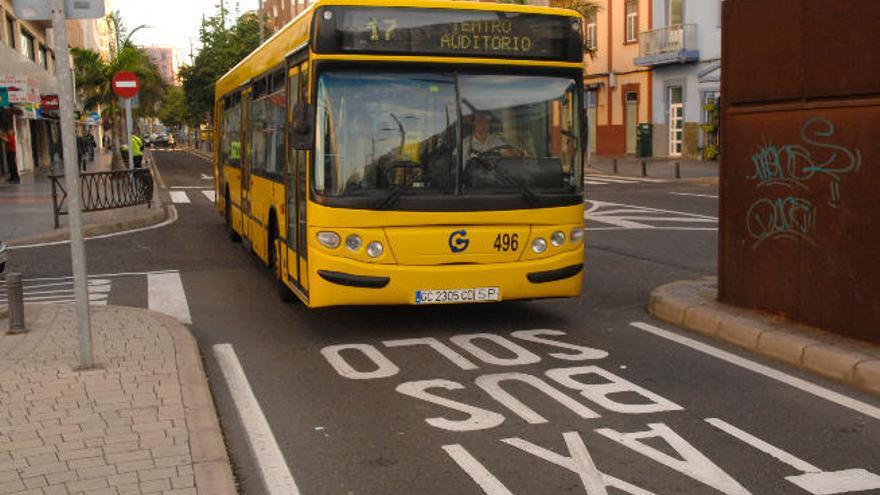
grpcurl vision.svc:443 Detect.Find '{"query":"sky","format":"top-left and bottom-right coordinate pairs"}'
top-left (113, 0), bottom-right (260, 64)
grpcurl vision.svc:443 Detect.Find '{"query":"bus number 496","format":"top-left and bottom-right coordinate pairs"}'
top-left (494, 233), bottom-right (519, 252)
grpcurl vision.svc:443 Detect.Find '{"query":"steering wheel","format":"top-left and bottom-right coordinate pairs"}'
top-left (478, 144), bottom-right (520, 157)
top-left (384, 160), bottom-right (424, 185)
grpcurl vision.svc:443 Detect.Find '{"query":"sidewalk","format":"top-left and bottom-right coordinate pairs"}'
top-left (589, 155), bottom-right (719, 183)
top-left (0, 304), bottom-right (236, 495)
top-left (650, 277), bottom-right (880, 396)
top-left (0, 150), bottom-right (168, 247)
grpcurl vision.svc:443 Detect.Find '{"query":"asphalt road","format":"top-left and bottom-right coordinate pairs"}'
top-left (6, 150), bottom-right (880, 495)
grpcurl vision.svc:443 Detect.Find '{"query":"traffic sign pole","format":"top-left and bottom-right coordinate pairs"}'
top-left (125, 98), bottom-right (134, 169)
top-left (112, 72), bottom-right (140, 170)
top-left (51, 0), bottom-right (93, 369)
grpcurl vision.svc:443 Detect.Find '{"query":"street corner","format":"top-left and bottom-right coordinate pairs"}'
top-left (0, 303), bottom-right (236, 495)
top-left (649, 278), bottom-right (880, 397)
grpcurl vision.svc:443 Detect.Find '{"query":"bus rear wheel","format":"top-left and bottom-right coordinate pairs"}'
top-left (226, 192), bottom-right (240, 242)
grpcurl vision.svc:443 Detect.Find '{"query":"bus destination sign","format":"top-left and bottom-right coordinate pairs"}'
top-left (314, 7), bottom-right (583, 63)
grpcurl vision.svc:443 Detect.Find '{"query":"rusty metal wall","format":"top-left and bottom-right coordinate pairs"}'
top-left (719, 0), bottom-right (880, 343)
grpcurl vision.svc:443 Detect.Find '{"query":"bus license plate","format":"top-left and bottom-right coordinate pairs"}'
top-left (415, 287), bottom-right (500, 304)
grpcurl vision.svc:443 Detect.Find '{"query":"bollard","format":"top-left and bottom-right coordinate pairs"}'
top-left (675, 161), bottom-right (681, 179)
top-left (5, 273), bottom-right (26, 334)
top-left (641, 161), bottom-right (647, 177)
top-left (612, 158), bottom-right (619, 175)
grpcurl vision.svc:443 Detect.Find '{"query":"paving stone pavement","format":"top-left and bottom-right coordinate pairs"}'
top-left (0, 305), bottom-right (235, 495)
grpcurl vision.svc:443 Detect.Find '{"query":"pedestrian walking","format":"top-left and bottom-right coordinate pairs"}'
top-left (76, 134), bottom-right (87, 172)
top-left (0, 128), bottom-right (20, 183)
top-left (86, 131), bottom-right (96, 161)
top-left (131, 132), bottom-right (144, 168)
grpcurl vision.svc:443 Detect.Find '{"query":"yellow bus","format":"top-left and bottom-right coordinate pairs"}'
top-left (214, 0), bottom-right (586, 307)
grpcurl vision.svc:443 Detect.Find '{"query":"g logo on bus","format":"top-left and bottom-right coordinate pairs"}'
top-left (449, 229), bottom-right (470, 253)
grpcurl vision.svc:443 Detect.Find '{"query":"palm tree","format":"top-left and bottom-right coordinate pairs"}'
top-left (72, 12), bottom-right (165, 167)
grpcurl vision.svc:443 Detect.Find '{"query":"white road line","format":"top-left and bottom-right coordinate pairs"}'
top-left (442, 444), bottom-right (513, 495)
top-left (202, 190), bottom-right (216, 202)
top-left (587, 227), bottom-right (718, 231)
top-left (586, 177), bottom-right (640, 184)
top-left (589, 173), bottom-right (667, 183)
top-left (147, 271), bottom-right (192, 324)
top-left (171, 186), bottom-right (208, 189)
top-left (8, 205), bottom-right (179, 250)
top-left (707, 418), bottom-right (880, 494)
top-left (170, 191), bottom-right (191, 204)
top-left (705, 418), bottom-right (821, 472)
top-left (630, 322), bottom-right (880, 421)
top-left (200, 174), bottom-right (213, 180)
top-left (585, 180), bottom-right (607, 185)
top-left (214, 344), bottom-right (301, 495)
top-left (588, 200), bottom-right (718, 220)
top-left (0, 269), bottom-right (179, 284)
top-left (670, 192), bottom-right (719, 199)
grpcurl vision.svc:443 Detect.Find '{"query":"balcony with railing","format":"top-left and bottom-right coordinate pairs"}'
top-left (634, 24), bottom-right (699, 67)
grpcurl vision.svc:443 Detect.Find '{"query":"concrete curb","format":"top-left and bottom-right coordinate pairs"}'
top-left (7, 156), bottom-right (171, 247)
top-left (150, 310), bottom-right (238, 495)
top-left (649, 277), bottom-right (880, 396)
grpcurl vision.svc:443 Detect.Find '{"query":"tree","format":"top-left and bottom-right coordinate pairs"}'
top-left (72, 11), bottom-right (166, 167)
top-left (178, 6), bottom-right (260, 128)
top-left (157, 87), bottom-right (187, 129)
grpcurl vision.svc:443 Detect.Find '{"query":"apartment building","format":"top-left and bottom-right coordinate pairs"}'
top-left (0, 0), bottom-right (60, 176)
top-left (144, 46), bottom-right (182, 86)
top-left (259, 0), bottom-right (313, 34)
top-left (584, 0), bottom-right (653, 156)
top-left (636, 0), bottom-right (721, 159)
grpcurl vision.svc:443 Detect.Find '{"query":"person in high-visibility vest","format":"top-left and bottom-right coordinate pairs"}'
top-left (131, 133), bottom-right (144, 168)
top-left (230, 139), bottom-right (241, 165)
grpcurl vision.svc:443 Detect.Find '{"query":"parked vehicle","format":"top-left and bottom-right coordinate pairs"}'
top-left (0, 240), bottom-right (7, 273)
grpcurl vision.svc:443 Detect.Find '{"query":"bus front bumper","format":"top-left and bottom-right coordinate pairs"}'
top-left (306, 248), bottom-right (584, 307)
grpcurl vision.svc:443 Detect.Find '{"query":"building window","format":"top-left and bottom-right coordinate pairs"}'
top-left (625, 1), bottom-right (638, 43)
top-left (5, 15), bottom-right (15, 49)
top-left (21, 30), bottom-right (35, 61)
top-left (38, 44), bottom-right (48, 69)
top-left (668, 0), bottom-right (683, 26)
top-left (586, 14), bottom-right (597, 50)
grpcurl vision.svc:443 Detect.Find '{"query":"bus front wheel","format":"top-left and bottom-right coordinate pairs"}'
top-left (268, 224), bottom-right (294, 303)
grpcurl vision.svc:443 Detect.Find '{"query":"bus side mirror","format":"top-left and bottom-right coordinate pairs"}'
top-left (291, 103), bottom-right (314, 150)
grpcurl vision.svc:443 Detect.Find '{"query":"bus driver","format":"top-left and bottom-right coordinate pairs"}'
top-left (463, 111), bottom-right (526, 162)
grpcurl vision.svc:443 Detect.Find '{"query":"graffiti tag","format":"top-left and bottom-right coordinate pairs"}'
top-left (750, 117), bottom-right (861, 195)
top-left (746, 117), bottom-right (861, 249)
top-left (746, 197), bottom-right (817, 248)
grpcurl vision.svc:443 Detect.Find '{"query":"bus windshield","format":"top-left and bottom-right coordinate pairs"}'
top-left (314, 70), bottom-right (582, 210)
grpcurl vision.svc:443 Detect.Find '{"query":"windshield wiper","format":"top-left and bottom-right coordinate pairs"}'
top-left (375, 173), bottom-right (421, 210)
top-left (493, 166), bottom-right (542, 208)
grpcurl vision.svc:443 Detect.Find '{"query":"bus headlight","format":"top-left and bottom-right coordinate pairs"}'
top-left (345, 234), bottom-right (363, 252)
top-left (366, 241), bottom-right (384, 258)
top-left (531, 238), bottom-right (547, 254)
top-left (317, 231), bottom-right (341, 249)
top-left (550, 231), bottom-right (566, 247)
top-left (570, 228), bottom-right (584, 243)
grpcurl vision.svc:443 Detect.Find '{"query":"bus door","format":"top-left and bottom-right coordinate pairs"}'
top-left (286, 62), bottom-right (310, 294)
top-left (241, 89), bottom-right (253, 245)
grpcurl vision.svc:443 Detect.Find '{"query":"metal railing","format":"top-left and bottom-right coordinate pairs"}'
top-left (638, 24), bottom-right (698, 58)
top-left (50, 168), bottom-right (154, 228)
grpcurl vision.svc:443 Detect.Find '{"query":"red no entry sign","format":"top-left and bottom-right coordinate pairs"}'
top-left (112, 71), bottom-right (140, 99)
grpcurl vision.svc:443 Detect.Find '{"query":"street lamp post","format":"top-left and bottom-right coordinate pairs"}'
top-left (50, 0), bottom-right (93, 368)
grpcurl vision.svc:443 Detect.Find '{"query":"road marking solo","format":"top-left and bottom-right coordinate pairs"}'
top-left (214, 344), bottom-right (301, 495)
top-left (629, 321), bottom-right (880, 421)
